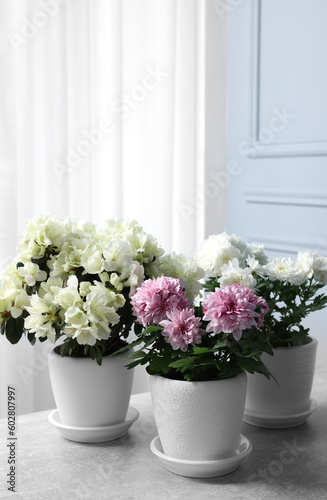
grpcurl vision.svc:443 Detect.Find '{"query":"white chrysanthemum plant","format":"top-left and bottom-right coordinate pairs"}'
top-left (253, 251), bottom-right (327, 347)
top-left (196, 233), bottom-right (327, 348)
top-left (0, 215), bottom-right (165, 365)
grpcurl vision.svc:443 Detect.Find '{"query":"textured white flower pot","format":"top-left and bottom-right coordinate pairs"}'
top-left (48, 348), bottom-right (134, 427)
top-left (244, 337), bottom-right (317, 424)
top-left (150, 371), bottom-right (247, 461)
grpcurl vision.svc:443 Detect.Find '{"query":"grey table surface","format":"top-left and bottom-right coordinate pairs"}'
top-left (0, 364), bottom-right (326, 500)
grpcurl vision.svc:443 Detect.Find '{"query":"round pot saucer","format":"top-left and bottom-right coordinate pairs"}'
top-left (243, 398), bottom-right (317, 429)
top-left (150, 434), bottom-right (252, 478)
top-left (48, 406), bottom-right (139, 443)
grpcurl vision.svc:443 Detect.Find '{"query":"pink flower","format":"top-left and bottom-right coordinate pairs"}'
top-left (131, 276), bottom-right (190, 326)
top-left (160, 307), bottom-right (203, 352)
top-left (202, 284), bottom-right (269, 341)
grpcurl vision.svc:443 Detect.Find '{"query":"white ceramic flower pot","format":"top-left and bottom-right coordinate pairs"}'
top-left (48, 348), bottom-right (134, 427)
top-left (150, 371), bottom-right (247, 461)
top-left (244, 337), bottom-right (317, 427)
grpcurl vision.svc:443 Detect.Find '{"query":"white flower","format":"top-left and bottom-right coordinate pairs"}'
top-left (195, 234), bottom-right (241, 276)
top-left (64, 324), bottom-right (99, 346)
top-left (261, 254), bottom-right (315, 286)
top-left (39, 277), bottom-right (64, 303)
top-left (94, 321), bottom-right (113, 339)
top-left (24, 295), bottom-right (57, 342)
top-left (246, 256), bottom-right (262, 272)
top-left (311, 252), bottom-right (327, 284)
top-left (131, 233), bottom-right (164, 266)
top-left (53, 275), bottom-right (82, 310)
top-left (103, 240), bottom-right (145, 291)
top-left (17, 262), bottom-right (47, 287)
top-left (80, 245), bottom-right (104, 274)
top-left (158, 252), bottom-right (204, 302)
top-left (229, 234), bottom-right (248, 255)
top-left (196, 233), bottom-right (268, 278)
top-left (4, 261), bottom-right (27, 286)
top-left (11, 290), bottom-right (30, 318)
top-left (91, 280), bottom-right (125, 310)
top-left (25, 294), bottom-right (50, 315)
top-left (0, 274), bottom-right (29, 320)
top-left (109, 273), bottom-right (124, 292)
top-left (49, 239), bottom-right (86, 278)
top-left (247, 243), bottom-right (268, 265)
top-left (84, 284), bottom-right (122, 324)
top-left (124, 262), bottom-right (145, 294)
top-left (64, 321), bottom-right (113, 346)
top-left (18, 214), bottom-right (67, 259)
top-left (261, 257), bottom-right (293, 281)
top-left (24, 314), bottom-right (57, 343)
top-left (79, 280), bottom-right (92, 297)
top-left (260, 257), bottom-right (308, 284)
top-left (75, 220), bottom-right (98, 238)
top-left (64, 306), bottom-right (89, 328)
top-left (102, 218), bottom-right (164, 272)
top-left (103, 241), bottom-right (133, 273)
top-left (289, 251), bottom-right (313, 285)
top-left (103, 218), bottom-right (143, 241)
top-left (219, 258), bottom-right (257, 289)
top-left (0, 276), bottom-right (16, 306)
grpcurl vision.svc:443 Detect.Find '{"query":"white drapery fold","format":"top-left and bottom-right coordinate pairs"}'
top-left (0, 0), bottom-right (225, 416)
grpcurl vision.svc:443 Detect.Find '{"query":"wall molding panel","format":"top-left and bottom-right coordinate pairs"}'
top-left (247, 235), bottom-right (326, 255)
top-left (248, 0), bottom-right (327, 158)
top-left (245, 189), bottom-right (327, 208)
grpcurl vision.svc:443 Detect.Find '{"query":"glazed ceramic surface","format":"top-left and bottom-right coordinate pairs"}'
top-left (150, 371), bottom-right (247, 461)
top-left (48, 348), bottom-right (134, 427)
top-left (245, 337), bottom-right (317, 424)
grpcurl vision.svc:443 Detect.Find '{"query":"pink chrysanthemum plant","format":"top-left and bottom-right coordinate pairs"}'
top-left (122, 276), bottom-right (274, 381)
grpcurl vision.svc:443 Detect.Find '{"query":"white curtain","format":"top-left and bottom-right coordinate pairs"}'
top-left (0, 0), bottom-right (226, 416)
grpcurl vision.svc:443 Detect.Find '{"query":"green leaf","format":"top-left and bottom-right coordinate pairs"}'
top-left (192, 347), bottom-right (210, 355)
top-left (169, 357), bottom-right (196, 372)
top-left (144, 326), bottom-right (162, 334)
top-left (134, 322), bottom-right (143, 335)
top-left (96, 350), bottom-right (102, 366)
top-left (126, 351), bottom-right (147, 360)
top-left (203, 277), bottom-right (220, 292)
top-left (213, 339), bottom-right (229, 349)
top-left (5, 317), bottom-right (23, 344)
top-left (111, 338), bottom-right (143, 357)
top-left (26, 330), bottom-right (36, 345)
top-left (124, 359), bottom-right (142, 370)
top-left (149, 356), bottom-right (172, 374)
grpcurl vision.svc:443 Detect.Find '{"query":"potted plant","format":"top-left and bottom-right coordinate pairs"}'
top-left (243, 251), bottom-right (327, 427)
top-left (196, 233), bottom-right (327, 428)
top-left (122, 274), bottom-right (272, 475)
top-left (0, 214), bottom-right (164, 430)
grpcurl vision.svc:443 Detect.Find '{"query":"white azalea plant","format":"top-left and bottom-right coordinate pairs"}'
top-left (0, 215), bottom-right (169, 365)
top-left (196, 232), bottom-right (327, 348)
